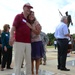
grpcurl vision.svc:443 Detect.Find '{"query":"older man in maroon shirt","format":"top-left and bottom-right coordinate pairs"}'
top-left (9, 3), bottom-right (33, 75)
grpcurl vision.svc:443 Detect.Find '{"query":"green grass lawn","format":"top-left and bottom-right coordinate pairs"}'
top-left (47, 45), bottom-right (54, 48)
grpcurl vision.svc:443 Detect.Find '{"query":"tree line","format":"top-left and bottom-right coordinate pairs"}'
top-left (47, 33), bottom-right (75, 46)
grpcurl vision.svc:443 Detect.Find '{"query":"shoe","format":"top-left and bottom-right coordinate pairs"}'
top-left (1, 68), bottom-right (4, 71)
top-left (43, 63), bottom-right (46, 65)
top-left (57, 65), bottom-right (60, 69)
top-left (60, 68), bottom-right (70, 71)
top-left (21, 66), bottom-right (23, 68)
top-left (58, 67), bottom-right (60, 70)
top-left (43, 62), bottom-right (46, 65)
top-left (7, 67), bottom-right (13, 69)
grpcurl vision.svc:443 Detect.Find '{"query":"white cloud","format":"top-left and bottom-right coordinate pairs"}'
top-left (0, 0), bottom-right (75, 34)
top-left (59, 1), bottom-right (75, 34)
top-left (27, 0), bottom-right (61, 33)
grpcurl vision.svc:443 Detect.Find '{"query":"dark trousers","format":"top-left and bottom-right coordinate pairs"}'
top-left (0, 47), bottom-right (2, 64)
top-left (43, 45), bottom-right (46, 62)
top-left (54, 44), bottom-right (57, 49)
top-left (57, 39), bottom-right (68, 69)
top-left (1, 47), bottom-right (12, 68)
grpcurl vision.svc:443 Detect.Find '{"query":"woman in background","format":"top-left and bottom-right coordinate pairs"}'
top-left (1, 24), bottom-right (12, 71)
top-left (0, 29), bottom-right (2, 68)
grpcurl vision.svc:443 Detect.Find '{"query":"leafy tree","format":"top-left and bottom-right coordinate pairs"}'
top-left (72, 34), bottom-right (75, 39)
top-left (47, 33), bottom-right (55, 45)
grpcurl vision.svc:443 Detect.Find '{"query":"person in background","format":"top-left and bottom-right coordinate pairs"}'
top-left (9, 3), bottom-right (33, 75)
top-left (1, 24), bottom-right (12, 71)
top-left (0, 29), bottom-right (2, 68)
top-left (27, 11), bottom-right (44, 75)
top-left (65, 11), bottom-right (73, 56)
top-left (65, 11), bottom-right (73, 27)
top-left (70, 35), bottom-right (74, 53)
top-left (67, 40), bottom-right (72, 57)
top-left (54, 39), bottom-right (57, 49)
top-left (54, 16), bottom-right (71, 71)
top-left (40, 31), bottom-right (49, 65)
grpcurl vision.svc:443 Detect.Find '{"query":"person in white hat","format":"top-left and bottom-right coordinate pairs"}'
top-left (9, 3), bottom-right (33, 75)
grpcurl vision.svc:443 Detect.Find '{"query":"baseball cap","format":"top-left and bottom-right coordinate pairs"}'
top-left (23, 3), bottom-right (33, 9)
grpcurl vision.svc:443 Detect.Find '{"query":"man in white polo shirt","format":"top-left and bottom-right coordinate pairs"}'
top-left (54, 16), bottom-right (71, 71)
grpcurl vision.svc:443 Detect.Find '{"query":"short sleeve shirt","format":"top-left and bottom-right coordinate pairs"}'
top-left (13, 13), bottom-right (31, 43)
top-left (54, 22), bottom-right (69, 39)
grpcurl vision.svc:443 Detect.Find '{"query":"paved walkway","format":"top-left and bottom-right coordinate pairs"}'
top-left (0, 48), bottom-right (75, 75)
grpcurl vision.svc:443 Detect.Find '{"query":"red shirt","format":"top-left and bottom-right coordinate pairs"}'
top-left (13, 13), bottom-right (31, 43)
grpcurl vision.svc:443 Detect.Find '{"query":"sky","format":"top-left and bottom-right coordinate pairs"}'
top-left (0, 0), bottom-right (75, 34)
